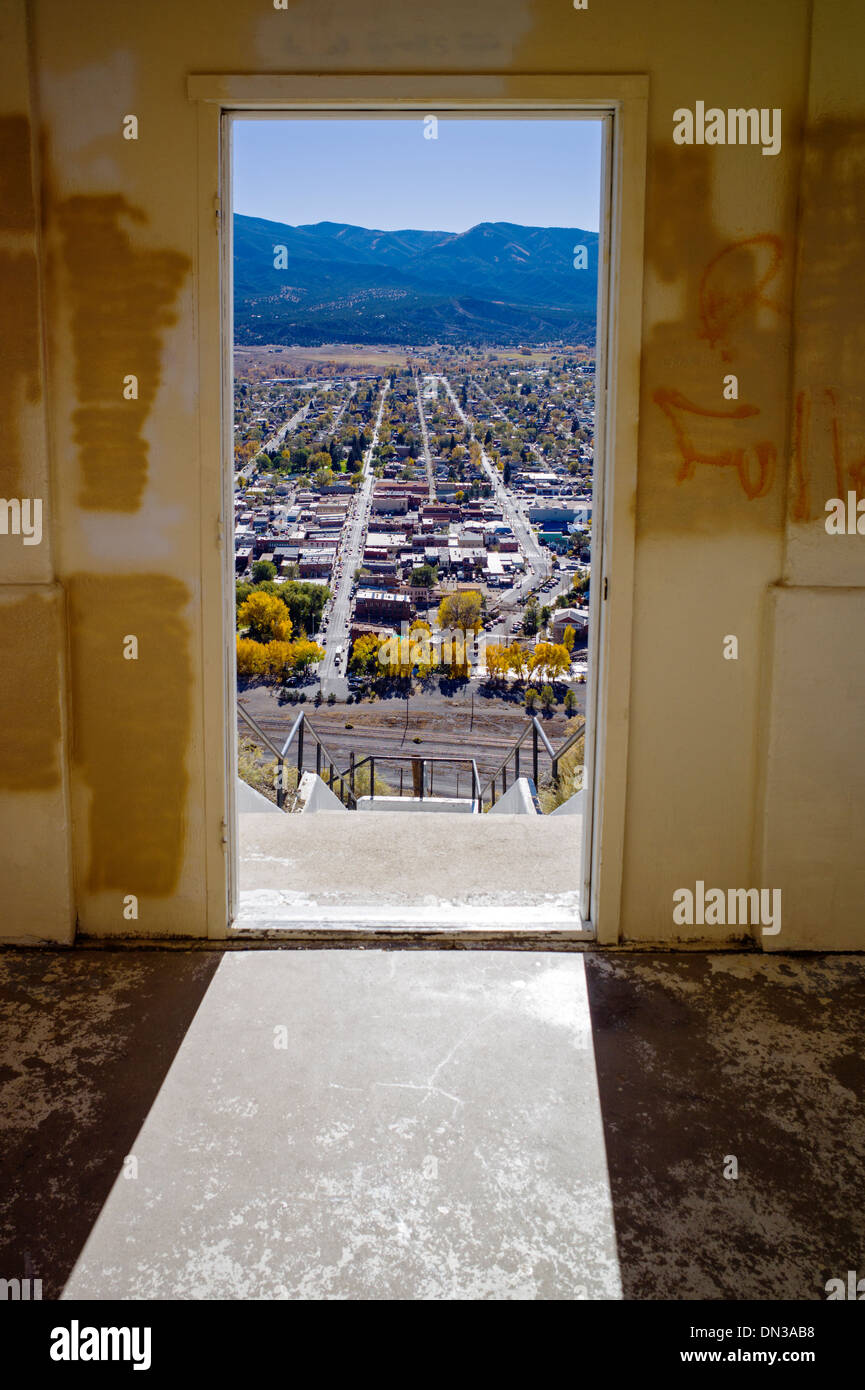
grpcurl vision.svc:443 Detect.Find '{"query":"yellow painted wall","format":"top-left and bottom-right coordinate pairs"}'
top-left (1, 0), bottom-right (861, 945)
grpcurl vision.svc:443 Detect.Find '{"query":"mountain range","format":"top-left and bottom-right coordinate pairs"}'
top-left (234, 214), bottom-right (598, 347)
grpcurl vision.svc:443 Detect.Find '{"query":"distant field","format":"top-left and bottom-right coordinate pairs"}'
top-left (234, 342), bottom-right (593, 379)
top-left (234, 344), bottom-right (416, 375)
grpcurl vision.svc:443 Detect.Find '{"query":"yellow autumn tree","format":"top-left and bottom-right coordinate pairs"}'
top-left (237, 591), bottom-right (292, 644)
top-left (485, 643), bottom-right (510, 683)
top-left (437, 589), bottom-right (482, 636)
top-left (529, 642), bottom-right (571, 682)
top-left (349, 633), bottom-right (382, 676)
top-left (289, 638), bottom-right (325, 671)
top-left (505, 642), bottom-right (529, 681)
top-left (236, 637), bottom-right (268, 677)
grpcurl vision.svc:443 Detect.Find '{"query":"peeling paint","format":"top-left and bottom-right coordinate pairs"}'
top-left (68, 574), bottom-right (193, 894)
top-left (0, 593), bottom-right (62, 790)
top-left (55, 195), bottom-right (190, 511)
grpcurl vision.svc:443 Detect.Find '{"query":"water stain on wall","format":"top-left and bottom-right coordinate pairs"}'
top-left (55, 196), bottom-right (190, 512)
top-left (0, 249), bottom-right (41, 498)
top-left (0, 593), bottom-right (62, 791)
top-left (0, 115), bottom-right (41, 498)
top-left (0, 115), bottom-right (36, 230)
top-left (791, 117), bottom-right (865, 518)
top-left (68, 575), bottom-right (192, 895)
top-left (697, 234), bottom-right (784, 360)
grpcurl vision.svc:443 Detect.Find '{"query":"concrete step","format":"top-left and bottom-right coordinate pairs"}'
top-left (237, 810), bottom-right (584, 931)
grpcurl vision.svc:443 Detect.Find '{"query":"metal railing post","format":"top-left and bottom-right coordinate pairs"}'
top-left (350, 751), bottom-right (355, 798)
top-left (514, 747), bottom-right (520, 781)
top-left (370, 757), bottom-right (375, 799)
top-left (316, 743), bottom-right (322, 777)
top-left (532, 720), bottom-right (539, 786)
top-left (277, 757), bottom-right (285, 810)
top-left (297, 717), bottom-right (304, 779)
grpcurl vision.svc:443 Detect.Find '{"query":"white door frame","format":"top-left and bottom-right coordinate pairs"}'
top-left (189, 73), bottom-right (648, 944)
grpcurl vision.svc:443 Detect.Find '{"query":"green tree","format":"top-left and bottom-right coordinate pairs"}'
top-left (252, 559), bottom-right (277, 583)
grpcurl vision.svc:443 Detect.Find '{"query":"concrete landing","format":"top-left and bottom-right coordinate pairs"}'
top-left (237, 811), bottom-right (584, 931)
top-left (61, 951), bottom-right (620, 1300)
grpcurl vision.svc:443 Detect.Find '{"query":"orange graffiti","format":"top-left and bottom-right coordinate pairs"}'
top-left (698, 234), bottom-right (784, 360)
top-left (653, 387), bottom-right (776, 499)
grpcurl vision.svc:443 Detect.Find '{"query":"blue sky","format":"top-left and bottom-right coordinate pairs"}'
top-left (232, 118), bottom-right (602, 233)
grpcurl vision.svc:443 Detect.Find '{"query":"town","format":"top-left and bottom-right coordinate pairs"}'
top-left (233, 343), bottom-right (595, 803)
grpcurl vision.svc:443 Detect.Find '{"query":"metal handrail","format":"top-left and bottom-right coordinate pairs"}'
top-left (335, 752), bottom-right (482, 812)
top-left (238, 699), bottom-right (584, 816)
top-left (479, 714), bottom-right (586, 811)
top-left (237, 702), bottom-right (358, 809)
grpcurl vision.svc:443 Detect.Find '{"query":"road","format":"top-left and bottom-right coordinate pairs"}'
top-left (315, 381), bottom-right (390, 696)
top-left (414, 374), bottom-right (436, 500)
top-left (309, 379), bottom-right (357, 448)
top-left (437, 374), bottom-right (551, 605)
top-left (238, 398), bottom-right (313, 481)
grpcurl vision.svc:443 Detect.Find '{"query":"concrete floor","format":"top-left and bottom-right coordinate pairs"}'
top-left (0, 948), bottom-right (863, 1300)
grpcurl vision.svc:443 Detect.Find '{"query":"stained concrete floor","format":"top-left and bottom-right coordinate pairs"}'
top-left (0, 948), bottom-right (862, 1300)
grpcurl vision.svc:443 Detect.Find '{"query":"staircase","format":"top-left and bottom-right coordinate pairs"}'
top-left (234, 704), bottom-right (588, 932)
top-left (237, 704), bottom-right (585, 816)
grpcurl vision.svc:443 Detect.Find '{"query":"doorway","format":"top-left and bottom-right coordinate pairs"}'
top-left (188, 75), bottom-right (648, 941)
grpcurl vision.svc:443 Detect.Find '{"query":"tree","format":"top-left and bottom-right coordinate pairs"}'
top-left (410, 564), bottom-right (437, 588)
top-left (505, 642), bottom-right (529, 682)
top-left (236, 637), bottom-right (268, 677)
top-left (485, 643), bottom-right (510, 683)
top-left (290, 638), bottom-right (325, 671)
top-left (540, 684), bottom-right (555, 710)
top-left (523, 599), bottom-right (540, 637)
top-left (563, 625), bottom-right (576, 653)
top-left (349, 633), bottom-right (382, 677)
top-left (438, 589), bottom-right (482, 636)
top-left (564, 688), bottom-right (578, 712)
top-left (525, 686), bottom-right (539, 710)
top-left (262, 640), bottom-right (296, 681)
top-left (252, 559), bottom-right (277, 583)
top-left (279, 580), bottom-right (328, 634)
top-left (237, 591), bottom-right (292, 644)
top-left (529, 642), bottom-right (571, 682)
top-left (313, 465), bottom-right (334, 490)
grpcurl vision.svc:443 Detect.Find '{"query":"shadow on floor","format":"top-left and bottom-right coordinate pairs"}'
top-left (584, 952), bottom-right (865, 1299)
top-left (0, 950), bottom-right (219, 1299)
